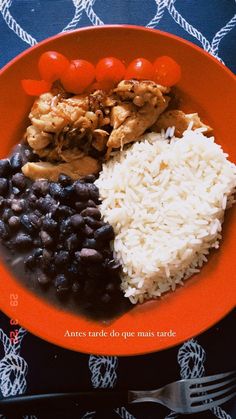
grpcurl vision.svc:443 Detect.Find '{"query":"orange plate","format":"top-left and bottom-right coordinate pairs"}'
top-left (0, 26), bottom-right (235, 356)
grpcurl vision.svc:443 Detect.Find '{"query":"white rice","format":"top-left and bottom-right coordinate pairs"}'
top-left (95, 129), bottom-right (236, 304)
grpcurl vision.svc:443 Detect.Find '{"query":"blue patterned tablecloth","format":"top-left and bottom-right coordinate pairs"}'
top-left (0, 1), bottom-right (235, 418)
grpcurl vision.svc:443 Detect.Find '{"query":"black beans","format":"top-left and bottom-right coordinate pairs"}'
top-left (28, 193), bottom-right (37, 208)
top-left (12, 187), bottom-right (20, 196)
top-left (74, 181), bottom-right (90, 200)
top-left (0, 150), bottom-right (123, 318)
top-left (83, 225), bottom-right (94, 238)
top-left (49, 183), bottom-right (63, 200)
top-left (68, 262), bottom-right (80, 278)
top-left (2, 208), bottom-right (13, 222)
top-left (0, 178), bottom-right (8, 196)
top-left (65, 234), bottom-right (79, 252)
top-left (40, 231), bottom-right (54, 248)
top-left (94, 224), bottom-right (114, 242)
top-left (54, 274), bottom-right (70, 293)
top-left (87, 200), bottom-right (96, 208)
top-left (14, 233), bottom-right (32, 249)
top-left (23, 148), bottom-right (37, 163)
top-left (38, 196), bottom-right (57, 214)
top-left (36, 271), bottom-right (51, 285)
top-left (39, 249), bottom-right (53, 271)
top-left (55, 205), bottom-right (75, 218)
top-left (11, 199), bottom-right (25, 213)
top-left (0, 220), bottom-right (9, 239)
top-left (12, 173), bottom-right (26, 190)
top-left (54, 250), bottom-right (69, 266)
top-left (70, 214), bottom-right (84, 230)
top-left (75, 201), bottom-right (88, 212)
top-left (58, 174), bottom-right (72, 187)
top-left (0, 160), bottom-right (11, 177)
top-left (82, 238), bottom-right (97, 249)
top-left (83, 216), bottom-right (102, 228)
top-left (72, 281), bottom-right (81, 293)
top-left (0, 197), bottom-right (5, 209)
top-left (8, 216), bottom-right (20, 230)
top-left (10, 153), bottom-right (23, 172)
top-left (32, 180), bottom-right (49, 197)
top-left (42, 217), bottom-right (57, 232)
top-left (80, 248), bottom-right (103, 262)
top-left (20, 214), bottom-right (36, 234)
top-left (25, 254), bottom-right (36, 269)
top-left (86, 183), bottom-right (99, 201)
top-left (81, 207), bottom-right (101, 219)
top-left (28, 213), bottom-right (41, 229)
top-left (81, 174), bottom-right (96, 183)
top-left (60, 218), bottom-right (72, 235)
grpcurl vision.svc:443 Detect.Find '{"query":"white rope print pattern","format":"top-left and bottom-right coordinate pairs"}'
top-left (89, 355), bottom-right (118, 389)
top-left (1, 0), bottom-right (236, 67)
top-left (165, 339), bottom-right (232, 419)
top-left (0, 328), bottom-right (28, 397)
top-left (0, 0), bottom-right (37, 46)
top-left (85, 355), bottom-right (136, 419)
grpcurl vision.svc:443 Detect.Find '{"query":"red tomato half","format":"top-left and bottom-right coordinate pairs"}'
top-left (153, 56), bottom-right (181, 86)
top-left (61, 60), bottom-right (95, 94)
top-left (38, 51), bottom-right (69, 82)
top-left (95, 57), bottom-right (126, 84)
top-left (125, 58), bottom-right (155, 80)
top-left (21, 79), bottom-right (51, 96)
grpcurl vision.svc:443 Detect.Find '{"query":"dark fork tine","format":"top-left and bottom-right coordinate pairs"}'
top-left (190, 375), bottom-right (236, 395)
top-left (191, 391), bottom-right (236, 413)
top-left (188, 370), bottom-right (236, 387)
top-left (191, 382), bottom-right (236, 404)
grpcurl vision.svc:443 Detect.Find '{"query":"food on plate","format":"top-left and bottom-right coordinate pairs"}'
top-left (95, 57), bottom-right (126, 84)
top-left (21, 79), bottom-right (52, 96)
top-left (21, 53), bottom-right (181, 95)
top-left (61, 59), bottom-right (96, 94)
top-left (153, 56), bottom-right (181, 87)
top-left (0, 50), bottom-right (235, 319)
top-left (152, 110), bottom-right (212, 137)
top-left (38, 51), bottom-right (70, 82)
top-left (0, 149), bottom-right (126, 317)
top-left (124, 58), bottom-right (155, 81)
top-left (22, 79), bottom-right (171, 180)
top-left (95, 129), bottom-right (236, 303)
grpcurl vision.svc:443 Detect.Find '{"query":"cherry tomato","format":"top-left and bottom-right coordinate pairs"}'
top-left (21, 79), bottom-right (51, 96)
top-left (95, 57), bottom-right (126, 84)
top-left (125, 58), bottom-right (155, 80)
top-left (61, 59), bottom-right (95, 94)
top-left (153, 56), bottom-right (181, 86)
top-left (38, 51), bottom-right (69, 82)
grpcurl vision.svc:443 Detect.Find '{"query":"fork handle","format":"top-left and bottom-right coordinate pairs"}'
top-left (0, 390), bottom-right (129, 413)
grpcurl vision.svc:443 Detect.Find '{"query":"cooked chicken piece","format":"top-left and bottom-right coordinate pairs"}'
top-left (26, 90), bottom-right (112, 162)
top-left (152, 110), bottom-right (212, 137)
top-left (22, 156), bottom-right (100, 182)
top-left (107, 80), bottom-right (170, 148)
top-left (26, 125), bottom-right (52, 151)
top-left (92, 129), bottom-right (109, 151)
top-left (185, 113), bottom-right (212, 134)
top-left (114, 80), bottom-right (169, 102)
top-left (110, 104), bottom-right (133, 129)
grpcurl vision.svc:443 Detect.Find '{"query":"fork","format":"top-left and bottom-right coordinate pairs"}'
top-left (130, 370), bottom-right (236, 414)
top-left (0, 371), bottom-right (235, 414)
